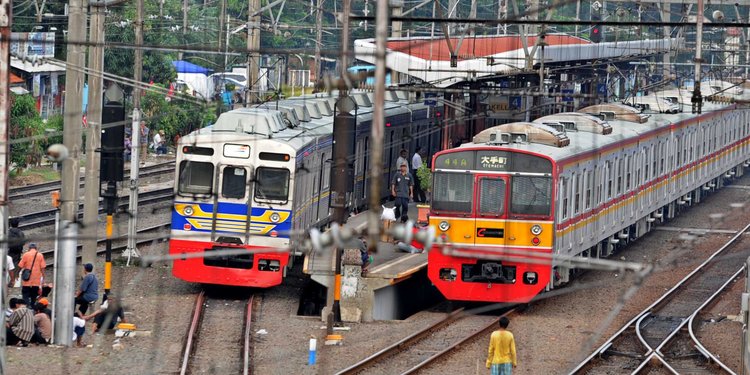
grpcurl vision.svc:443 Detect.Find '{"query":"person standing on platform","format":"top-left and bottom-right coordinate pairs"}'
top-left (139, 120), bottom-right (150, 165)
top-left (17, 243), bottom-right (45, 307)
top-left (75, 263), bottom-right (98, 315)
top-left (396, 149), bottom-right (410, 174)
top-left (411, 147), bottom-right (427, 203)
top-left (391, 162), bottom-right (413, 221)
top-left (486, 316), bottom-right (517, 375)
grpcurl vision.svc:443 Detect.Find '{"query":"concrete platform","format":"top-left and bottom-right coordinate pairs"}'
top-left (303, 203), bottom-right (432, 321)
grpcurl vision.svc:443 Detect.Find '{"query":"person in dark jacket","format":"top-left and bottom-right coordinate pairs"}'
top-left (8, 217), bottom-right (25, 266)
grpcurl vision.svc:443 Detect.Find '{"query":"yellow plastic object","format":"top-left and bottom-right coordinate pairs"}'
top-left (116, 323), bottom-right (136, 330)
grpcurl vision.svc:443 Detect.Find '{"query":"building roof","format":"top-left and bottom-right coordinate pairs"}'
top-left (10, 58), bottom-right (66, 73)
top-left (354, 34), bottom-right (680, 87)
top-left (10, 73), bottom-right (24, 84)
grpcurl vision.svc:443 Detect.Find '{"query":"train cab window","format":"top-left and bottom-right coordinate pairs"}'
top-left (478, 178), bottom-right (506, 216)
top-left (432, 172), bottom-right (473, 213)
top-left (254, 167), bottom-right (290, 202)
top-left (511, 176), bottom-right (552, 216)
top-left (221, 166), bottom-right (247, 199)
top-left (178, 161), bottom-right (214, 195)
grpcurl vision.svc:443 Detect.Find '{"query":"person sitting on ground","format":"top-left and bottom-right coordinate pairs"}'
top-left (36, 297), bottom-right (51, 319)
top-left (6, 298), bottom-right (34, 346)
top-left (31, 302), bottom-right (51, 345)
top-left (73, 312), bottom-right (86, 347)
top-left (84, 294), bottom-right (127, 333)
top-left (74, 263), bottom-right (98, 315)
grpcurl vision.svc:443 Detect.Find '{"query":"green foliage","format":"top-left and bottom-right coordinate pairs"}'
top-left (416, 164), bottom-right (432, 192)
top-left (141, 85), bottom-right (214, 142)
top-left (42, 114), bottom-right (64, 150)
top-left (10, 95), bottom-right (46, 169)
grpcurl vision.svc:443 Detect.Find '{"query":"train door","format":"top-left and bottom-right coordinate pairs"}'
top-left (474, 175), bottom-right (508, 247)
top-left (213, 164), bottom-right (250, 243)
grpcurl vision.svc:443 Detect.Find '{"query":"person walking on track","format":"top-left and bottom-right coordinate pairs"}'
top-left (17, 243), bottom-right (45, 307)
top-left (486, 316), bottom-right (517, 375)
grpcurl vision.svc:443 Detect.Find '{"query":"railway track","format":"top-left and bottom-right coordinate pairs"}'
top-left (41, 222), bottom-right (171, 268)
top-left (337, 307), bottom-right (512, 374)
top-left (9, 161), bottom-right (175, 200)
top-left (570, 222), bottom-right (750, 374)
top-left (17, 187), bottom-right (174, 230)
top-left (180, 291), bottom-right (257, 375)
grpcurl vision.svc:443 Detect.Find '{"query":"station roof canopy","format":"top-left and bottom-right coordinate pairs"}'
top-left (354, 34), bottom-right (680, 87)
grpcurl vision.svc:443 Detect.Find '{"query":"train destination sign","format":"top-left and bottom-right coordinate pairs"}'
top-left (435, 150), bottom-right (552, 173)
top-left (477, 151), bottom-right (510, 170)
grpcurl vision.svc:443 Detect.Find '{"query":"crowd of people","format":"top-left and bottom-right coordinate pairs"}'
top-left (4, 220), bottom-right (128, 347)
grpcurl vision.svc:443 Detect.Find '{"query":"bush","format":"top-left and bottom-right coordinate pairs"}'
top-left (10, 94), bottom-right (46, 169)
top-left (416, 164), bottom-right (431, 192)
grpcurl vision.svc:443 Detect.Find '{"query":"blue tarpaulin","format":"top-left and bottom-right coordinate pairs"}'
top-left (172, 60), bottom-right (212, 75)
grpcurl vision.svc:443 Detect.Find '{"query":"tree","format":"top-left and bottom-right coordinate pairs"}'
top-left (10, 94), bottom-right (46, 169)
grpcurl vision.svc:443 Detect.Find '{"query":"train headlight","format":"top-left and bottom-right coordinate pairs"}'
top-left (530, 224), bottom-right (543, 236)
top-left (270, 212), bottom-right (281, 223)
top-left (183, 205), bottom-right (194, 216)
top-left (438, 221), bottom-right (450, 232)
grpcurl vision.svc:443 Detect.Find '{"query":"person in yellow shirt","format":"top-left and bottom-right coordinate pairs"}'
top-left (486, 316), bottom-right (517, 375)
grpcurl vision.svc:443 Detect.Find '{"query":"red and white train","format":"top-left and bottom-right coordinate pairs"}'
top-left (428, 99), bottom-right (750, 303)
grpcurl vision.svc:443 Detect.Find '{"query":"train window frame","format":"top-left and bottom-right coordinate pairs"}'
top-left (431, 172), bottom-right (475, 214)
top-left (585, 170), bottom-right (593, 210)
top-left (178, 161), bottom-right (214, 196)
top-left (253, 167), bottom-right (291, 204)
top-left (560, 177), bottom-right (568, 220)
top-left (510, 175), bottom-right (552, 218)
top-left (573, 173), bottom-right (580, 215)
top-left (477, 177), bottom-right (507, 217)
top-left (221, 166), bottom-right (247, 199)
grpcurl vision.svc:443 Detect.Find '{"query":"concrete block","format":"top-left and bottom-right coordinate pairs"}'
top-left (340, 307), bottom-right (362, 323)
top-left (342, 248), bottom-right (363, 266)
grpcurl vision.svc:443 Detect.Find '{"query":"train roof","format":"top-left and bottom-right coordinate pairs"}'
top-left (459, 91), bottom-right (749, 165)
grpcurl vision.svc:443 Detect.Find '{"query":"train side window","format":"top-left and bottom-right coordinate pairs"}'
top-left (221, 166), bottom-right (247, 199)
top-left (606, 161), bottom-right (613, 199)
top-left (644, 148), bottom-right (650, 182)
top-left (617, 158), bottom-right (624, 195)
top-left (254, 167), bottom-right (290, 203)
top-left (626, 154), bottom-right (632, 190)
top-left (478, 178), bottom-right (506, 216)
top-left (561, 178), bottom-right (568, 220)
top-left (178, 161), bottom-right (214, 195)
top-left (573, 173), bottom-right (580, 215)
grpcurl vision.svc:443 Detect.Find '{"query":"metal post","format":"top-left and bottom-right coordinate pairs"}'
top-left (180, 0), bottom-right (187, 60)
top-left (126, 0), bottom-right (144, 261)
top-left (53, 221), bottom-right (78, 346)
top-left (0, 0), bottom-right (11, 368)
top-left (51, 206), bottom-right (59, 342)
top-left (125, 110), bottom-right (140, 261)
top-left (247, 0), bottom-right (261, 104)
top-left (368, 0), bottom-right (387, 253)
top-left (314, 0), bottom-right (324, 84)
top-left (60, 0), bottom-right (86, 226)
top-left (103, 181), bottom-right (116, 293)
top-left (390, 0), bottom-right (403, 85)
top-left (692, 0), bottom-right (704, 114)
top-left (82, 2), bottom-right (105, 267)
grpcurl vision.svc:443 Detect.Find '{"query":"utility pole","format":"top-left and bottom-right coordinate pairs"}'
top-left (219, 0), bottom-right (226, 71)
top-left (125, 0), bottom-right (144, 260)
top-left (314, 0), bottom-right (324, 84)
top-left (325, 0), bottom-right (355, 343)
top-left (246, 0), bottom-right (260, 104)
top-left (180, 0), bottom-right (187, 60)
top-left (368, 0), bottom-right (388, 254)
top-left (82, 1), bottom-right (105, 270)
top-left (56, 0), bottom-right (87, 347)
top-left (0, 0), bottom-right (11, 367)
top-left (390, 1), bottom-right (403, 85)
top-left (692, 0), bottom-right (704, 114)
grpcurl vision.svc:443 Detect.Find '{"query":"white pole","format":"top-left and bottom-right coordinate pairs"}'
top-left (53, 221), bottom-right (78, 346)
top-left (124, 110), bottom-right (141, 262)
top-left (51, 210), bottom-right (59, 342)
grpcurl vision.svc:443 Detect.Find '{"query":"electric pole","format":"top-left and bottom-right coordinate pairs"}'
top-left (180, 0), bottom-right (187, 60)
top-left (368, 0), bottom-right (388, 254)
top-left (315, 0), bottom-right (324, 84)
top-left (82, 1), bottom-right (105, 270)
top-left (219, 0), bottom-right (226, 71)
top-left (0, 0), bottom-right (12, 367)
top-left (247, 0), bottom-right (260, 104)
top-left (390, 0), bottom-right (403, 85)
top-left (56, 0), bottom-right (87, 346)
top-left (125, 0), bottom-right (144, 260)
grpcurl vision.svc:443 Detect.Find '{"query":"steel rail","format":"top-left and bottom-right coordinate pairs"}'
top-left (180, 291), bottom-right (206, 375)
top-left (569, 221), bottom-right (750, 374)
top-left (9, 161), bottom-right (174, 200)
top-left (402, 309), bottom-right (517, 375)
top-left (18, 187), bottom-right (174, 230)
top-left (243, 295), bottom-right (256, 375)
top-left (336, 308), bottom-right (467, 375)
